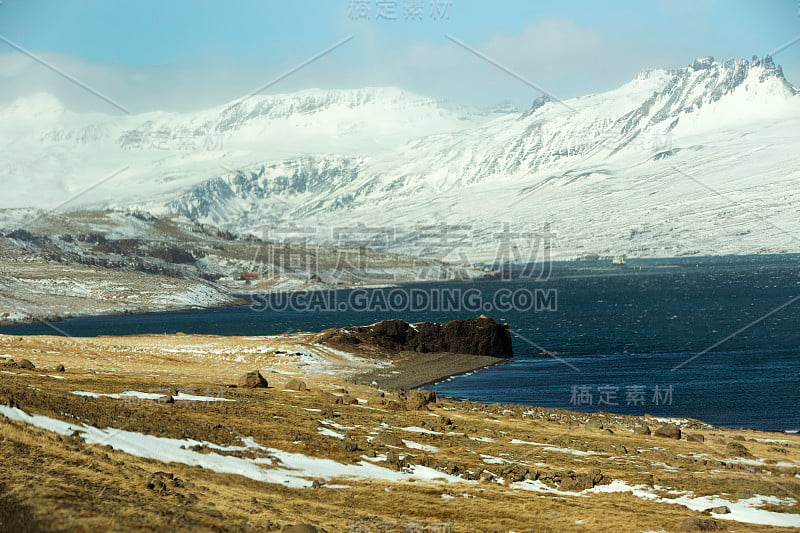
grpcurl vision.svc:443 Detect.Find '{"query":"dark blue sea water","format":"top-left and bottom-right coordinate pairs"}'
top-left (2, 254), bottom-right (799, 432)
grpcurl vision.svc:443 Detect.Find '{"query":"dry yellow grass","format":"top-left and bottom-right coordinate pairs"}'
top-left (1, 332), bottom-right (799, 532)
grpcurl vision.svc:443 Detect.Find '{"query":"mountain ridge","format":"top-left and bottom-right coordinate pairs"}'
top-left (2, 56), bottom-right (799, 261)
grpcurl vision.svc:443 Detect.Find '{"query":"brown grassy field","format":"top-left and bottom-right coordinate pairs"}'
top-left (1, 332), bottom-right (799, 532)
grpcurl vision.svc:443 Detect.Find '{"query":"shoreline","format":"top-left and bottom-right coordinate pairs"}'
top-left (350, 351), bottom-right (510, 390)
top-left (5, 250), bottom-right (800, 328)
top-left (0, 275), bottom-right (487, 328)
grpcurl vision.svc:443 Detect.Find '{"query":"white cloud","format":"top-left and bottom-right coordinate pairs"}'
top-left (1, 17), bottom-right (788, 114)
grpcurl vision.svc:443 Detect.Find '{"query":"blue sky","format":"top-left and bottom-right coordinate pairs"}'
top-left (1, 0), bottom-right (799, 112)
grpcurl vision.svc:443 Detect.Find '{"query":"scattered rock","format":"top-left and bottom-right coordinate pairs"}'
top-left (340, 439), bottom-right (358, 452)
top-left (584, 418), bottom-right (604, 431)
top-left (377, 399), bottom-right (405, 411)
top-left (633, 424), bottom-right (651, 435)
top-left (685, 433), bottom-right (705, 443)
top-left (318, 392), bottom-right (341, 405)
top-left (654, 424), bottom-right (681, 439)
top-left (385, 450), bottom-right (403, 470)
top-left (340, 395), bottom-right (358, 405)
top-left (558, 469), bottom-right (611, 491)
top-left (285, 379), bottom-right (307, 391)
top-left (156, 395), bottom-right (175, 404)
top-left (282, 525), bottom-right (318, 533)
top-left (146, 477), bottom-right (167, 492)
top-left (374, 433), bottom-right (404, 447)
top-left (238, 370), bottom-right (268, 388)
top-left (703, 506), bottom-right (730, 515)
top-left (55, 364), bottom-right (65, 372)
top-left (559, 473), bottom-right (594, 491)
top-left (17, 359), bottom-right (35, 370)
top-left (680, 517), bottom-right (723, 531)
top-left (405, 389), bottom-right (436, 410)
top-left (726, 441), bottom-right (751, 457)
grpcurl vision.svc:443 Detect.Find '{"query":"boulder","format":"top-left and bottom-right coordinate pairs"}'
top-left (584, 418), bottom-right (604, 431)
top-left (559, 473), bottom-right (594, 491)
top-left (156, 395), bottom-right (175, 404)
top-left (703, 506), bottom-right (730, 515)
top-left (318, 392), bottom-right (342, 405)
top-left (373, 433), bottom-right (404, 447)
top-left (17, 359), bottom-right (35, 370)
top-left (55, 364), bottom-right (65, 372)
top-left (238, 371), bottom-right (268, 388)
top-left (726, 441), bottom-right (751, 457)
top-left (405, 389), bottom-right (436, 410)
top-left (685, 433), bottom-right (705, 443)
top-left (633, 424), bottom-right (651, 435)
top-left (339, 439), bottom-right (358, 452)
top-left (654, 423), bottom-right (681, 439)
top-left (317, 316), bottom-right (513, 357)
top-left (285, 379), bottom-right (307, 391)
top-left (557, 469), bottom-right (610, 491)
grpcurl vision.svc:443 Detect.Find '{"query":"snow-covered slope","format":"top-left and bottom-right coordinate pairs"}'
top-left (0, 87), bottom-right (488, 209)
top-left (3, 57), bottom-right (799, 261)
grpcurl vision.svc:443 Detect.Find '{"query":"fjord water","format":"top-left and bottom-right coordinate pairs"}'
top-left (3, 254), bottom-right (799, 432)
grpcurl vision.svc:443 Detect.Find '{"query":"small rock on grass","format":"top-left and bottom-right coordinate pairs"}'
top-left (285, 379), bottom-right (307, 391)
top-left (584, 418), bottom-right (604, 431)
top-left (404, 389), bottom-right (436, 410)
top-left (238, 370), bottom-right (268, 388)
top-left (374, 433), bottom-right (404, 447)
top-left (340, 439), bottom-right (358, 452)
top-left (726, 441), bottom-right (751, 457)
top-left (654, 423), bottom-right (681, 439)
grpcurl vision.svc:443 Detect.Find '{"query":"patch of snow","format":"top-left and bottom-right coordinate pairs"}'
top-left (398, 426), bottom-right (444, 435)
top-left (174, 392), bottom-right (233, 402)
top-left (588, 480), bottom-right (800, 528)
top-left (0, 405), bottom-right (470, 489)
top-left (402, 440), bottom-right (438, 453)
top-left (318, 427), bottom-right (345, 439)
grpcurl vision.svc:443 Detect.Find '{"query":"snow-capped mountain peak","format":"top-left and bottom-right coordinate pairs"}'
top-left (2, 56), bottom-right (799, 261)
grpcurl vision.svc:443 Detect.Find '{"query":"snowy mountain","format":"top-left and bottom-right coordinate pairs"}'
top-left (3, 56), bottom-right (799, 261)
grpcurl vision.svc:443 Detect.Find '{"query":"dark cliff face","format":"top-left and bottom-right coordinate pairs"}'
top-left (317, 317), bottom-right (513, 358)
